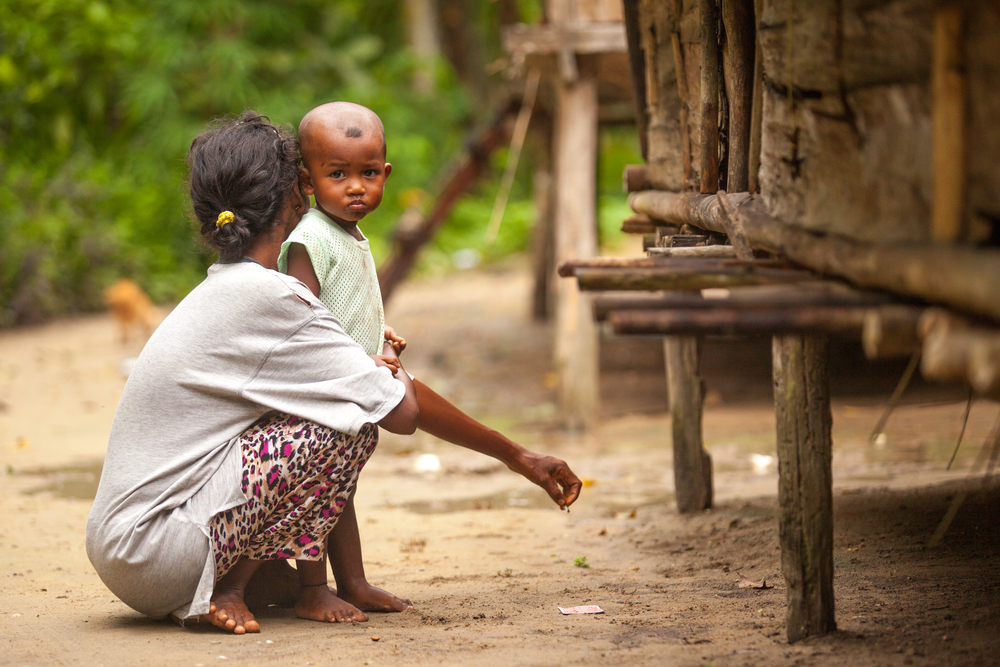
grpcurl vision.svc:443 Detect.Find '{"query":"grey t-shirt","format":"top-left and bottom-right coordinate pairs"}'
top-left (86, 261), bottom-right (404, 620)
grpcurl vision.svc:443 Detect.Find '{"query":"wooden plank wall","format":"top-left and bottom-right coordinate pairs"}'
top-left (638, 0), bottom-right (1000, 245)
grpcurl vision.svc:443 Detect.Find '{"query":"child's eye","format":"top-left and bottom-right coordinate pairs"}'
top-left (364, 169), bottom-right (377, 177)
top-left (331, 170), bottom-right (344, 178)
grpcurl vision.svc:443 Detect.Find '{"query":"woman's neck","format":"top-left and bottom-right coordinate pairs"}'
top-left (244, 228), bottom-right (283, 270)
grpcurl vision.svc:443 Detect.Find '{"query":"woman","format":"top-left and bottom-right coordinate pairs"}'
top-left (86, 111), bottom-right (581, 635)
top-left (86, 112), bottom-right (419, 633)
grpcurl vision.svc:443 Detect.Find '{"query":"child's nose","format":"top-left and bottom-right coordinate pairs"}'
top-left (346, 178), bottom-right (365, 194)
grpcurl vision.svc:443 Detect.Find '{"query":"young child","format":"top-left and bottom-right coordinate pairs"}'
top-left (277, 101), bottom-right (582, 623)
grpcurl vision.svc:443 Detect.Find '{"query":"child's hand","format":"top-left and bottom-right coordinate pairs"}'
top-left (383, 326), bottom-right (407, 355)
top-left (370, 354), bottom-right (401, 374)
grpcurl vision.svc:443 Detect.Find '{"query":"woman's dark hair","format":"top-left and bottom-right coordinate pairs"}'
top-left (187, 110), bottom-right (301, 260)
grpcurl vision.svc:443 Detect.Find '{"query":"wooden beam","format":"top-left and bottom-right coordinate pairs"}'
top-left (609, 306), bottom-right (868, 336)
top-left (699, 0), bottom-right (720, 193)
top-left (773, 333), bottom-right (836, 643)
top-left (503, 23), bottom-right (628, 58)
top-left (623, 0), bottom-right (649, 160)
top-left (721, 0), bottom-right (756, 192)
top-left (932, 6), bottom-right (966, 242)
top-left (628, 191), bottom-right (1000, 323)
top-left (623, 164), bottom-right (651, 193)
top-left (664, 336), bottom-right (713, 513)
top-left (861, 305), bottom-right (924, 359)
top-left (920, 309), bottom-right (1000, 399)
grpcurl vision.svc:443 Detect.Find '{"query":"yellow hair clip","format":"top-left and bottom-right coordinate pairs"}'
top-left (216, 210), bottom-right (235, 228)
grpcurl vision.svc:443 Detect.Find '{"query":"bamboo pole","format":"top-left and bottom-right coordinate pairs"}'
top-left (699, 0), bottom-right (720, 193)
top-left (671, 32), bottom-right (694, 188)
top-left (747, 0), bottom-right (764, 192)
top-left (932, 6), bottom-right (966, 242)
top-left (623, 164), bottom-right (652, 193)
top-left (721, 0), bottom-right (756, 192)
top-left (627, 191), bottom-right (1000, 323)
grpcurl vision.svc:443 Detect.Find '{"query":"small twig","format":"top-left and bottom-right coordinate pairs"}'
top-left (486, 69), bottom-right (540, 244)
top-left (869, 351), bottom-right (921, 443)
top-left (946, 388), bottom-right (974, 470)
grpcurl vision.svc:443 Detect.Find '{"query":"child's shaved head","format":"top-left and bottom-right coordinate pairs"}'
top-left (299, 101), bottom-right (386, 164)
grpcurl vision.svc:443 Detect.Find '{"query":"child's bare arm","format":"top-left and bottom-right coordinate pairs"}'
top-left (413, 380), bottom-right (582, 509)
top-left (286, 242), bottom-right (322, 298)
top-left (383, 325), bottom-right (406, 355)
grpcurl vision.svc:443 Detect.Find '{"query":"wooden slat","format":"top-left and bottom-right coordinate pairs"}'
top-left (647, 245), bottom-right (737, 258)
top-left (558, 255), bottom-right (798, 278)
top-left (592, 283), bottom-right (901, 321)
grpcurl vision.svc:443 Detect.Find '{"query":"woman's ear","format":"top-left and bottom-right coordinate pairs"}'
top-left (299, 166), bottom-right (315, 195)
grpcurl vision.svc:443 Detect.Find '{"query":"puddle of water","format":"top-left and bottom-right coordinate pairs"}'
top-left (18, 461), bottom-right (103, 500)
top-left (396, 485), bottom-right (674, 515)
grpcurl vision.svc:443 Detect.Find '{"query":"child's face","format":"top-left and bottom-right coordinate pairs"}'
top-left (301, 133), bottom-right (391, 226)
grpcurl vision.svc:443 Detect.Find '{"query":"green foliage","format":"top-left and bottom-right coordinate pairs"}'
top-left (0, 0), bottom-right (476, 324)
top-left (0, 0), bottom-right (642, 326)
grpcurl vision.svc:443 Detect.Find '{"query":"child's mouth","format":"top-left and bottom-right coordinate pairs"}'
top-left (347, 201), bottom-right (366, 211)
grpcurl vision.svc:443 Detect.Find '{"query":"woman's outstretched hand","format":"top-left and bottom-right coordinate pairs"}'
top-left (513, 451), bottom-right (583, 510)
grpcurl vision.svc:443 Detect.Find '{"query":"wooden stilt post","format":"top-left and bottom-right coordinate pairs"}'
top-left (530, 116), bottom-right (555, 321)
top-left (664, 336), bottom-right (713, 513)
top-left (772, 334), bottom-right (836, 643)
top-left (553, 70), bottom-right (600, 429)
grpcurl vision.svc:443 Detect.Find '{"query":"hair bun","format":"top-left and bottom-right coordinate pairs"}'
top-left (216, 210), bottom-right (235, 228)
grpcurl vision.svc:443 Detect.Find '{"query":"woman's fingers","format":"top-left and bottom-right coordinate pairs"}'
top-left (530, 456), bottom-right (583, 509)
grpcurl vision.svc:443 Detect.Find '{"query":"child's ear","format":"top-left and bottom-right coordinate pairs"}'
top-left (383, 163), bottom-right (392, 180)
top-left (299, 166), bottom-right (315, 195)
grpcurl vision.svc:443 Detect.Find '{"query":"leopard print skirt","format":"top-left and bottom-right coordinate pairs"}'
top-left (208, 412), bottom-right (378, 581)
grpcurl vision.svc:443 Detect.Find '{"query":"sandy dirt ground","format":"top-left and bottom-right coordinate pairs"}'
top-left (1, 259), bottom-right (999, 666)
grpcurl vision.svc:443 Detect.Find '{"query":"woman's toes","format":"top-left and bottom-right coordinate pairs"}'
top-left (245, 619), bottom-right (260, 633)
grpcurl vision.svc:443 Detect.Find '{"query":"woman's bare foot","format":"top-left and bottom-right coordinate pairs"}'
top-left (202, 591), bottom-right (260, 635)
top-left (295, 584), bottom-right (369, 623)
top-left (338, 581), bottom-right (413, 612)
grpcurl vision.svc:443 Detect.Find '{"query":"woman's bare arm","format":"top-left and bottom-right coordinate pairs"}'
top-left (376, 343), bottom-right (419, 434)
top-left (414, 379), bottom-right (582, 508)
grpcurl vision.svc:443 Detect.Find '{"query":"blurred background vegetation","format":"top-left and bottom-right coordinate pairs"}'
top-left (0, 0), bottom-right (640, 326)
